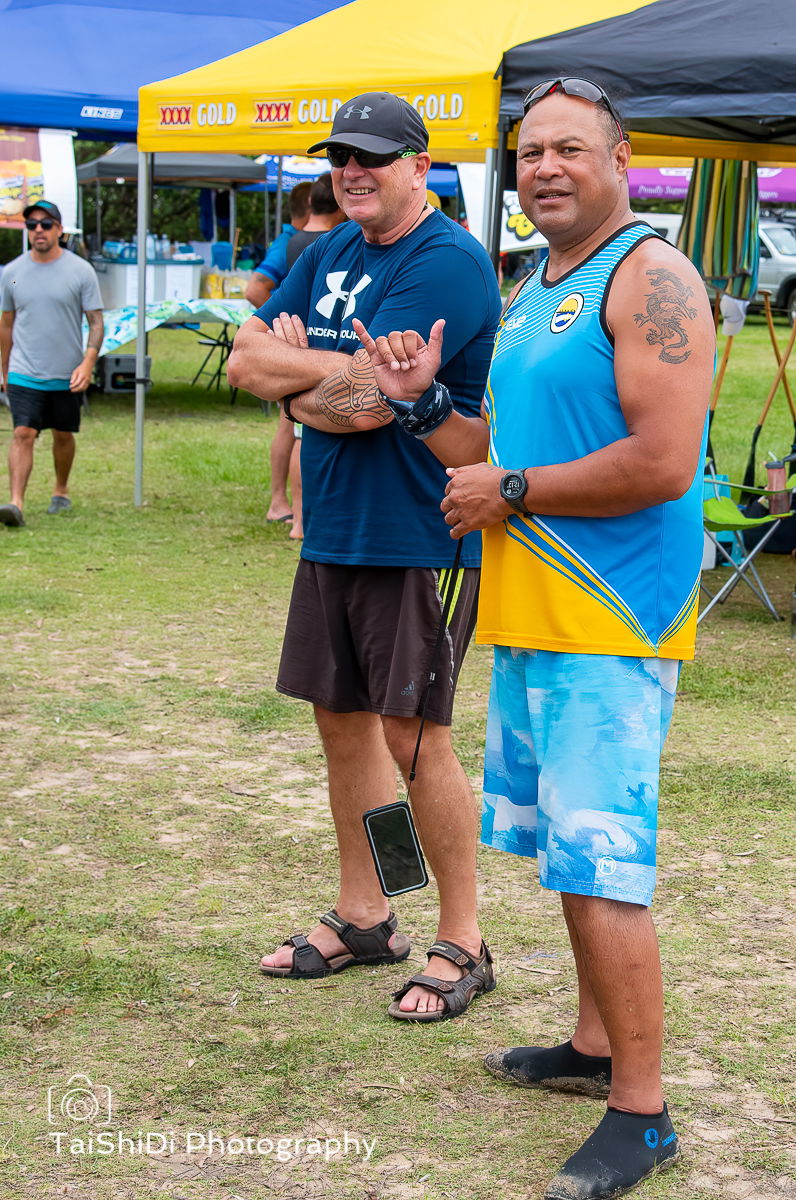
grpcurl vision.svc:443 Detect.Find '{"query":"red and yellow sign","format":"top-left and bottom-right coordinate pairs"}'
top-left (0, 127), bottom-right (43, 228)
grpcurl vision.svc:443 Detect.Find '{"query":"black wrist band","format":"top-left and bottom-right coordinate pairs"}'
top-left (282, 392), bottom-right (301, 421)
top-left (377, 380), bottom-right (453, 439)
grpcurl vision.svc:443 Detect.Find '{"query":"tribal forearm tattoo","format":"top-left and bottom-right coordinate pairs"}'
top-left (85, 310), bottom-right (104, 354)
top-left (633, 269), bottom-right (698, 364)
top-left (314, 349), bottom-right (392, 428)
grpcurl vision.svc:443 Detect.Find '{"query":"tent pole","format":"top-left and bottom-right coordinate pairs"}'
top-left (134, 150), bottom-right (151, 508)
top-left (481, 148), bottom-right (496, 252)
top-left (95, 179), bottom-right (102, 247)
top-left (275, 157), bottom-right (284, 235)
top-left (264, 175), bottom-right (270, 249)
top-left (229, 187), bottom-right (237, 257)
top-left (488, 121), bottom-right (509, 271)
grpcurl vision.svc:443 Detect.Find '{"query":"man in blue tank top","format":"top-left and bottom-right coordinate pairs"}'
top-left (358, 81), bottom-right (715, 1199)
top-left (229, 94), bottom-right (501, 1023)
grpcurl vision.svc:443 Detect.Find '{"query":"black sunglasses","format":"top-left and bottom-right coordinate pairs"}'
top-left (25, 218), bottom-right (56, 230)
top-left (523, 78), bottom-right (625, 140)
top-left (325, 145), bottom-right (418, 170)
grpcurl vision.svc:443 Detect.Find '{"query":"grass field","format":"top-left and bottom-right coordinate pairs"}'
top-left (0, 318), bottom-right (794, 1200)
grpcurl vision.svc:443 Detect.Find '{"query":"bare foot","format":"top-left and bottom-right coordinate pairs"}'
top-left (397, 942), bottom-right (483, 1015)
top-left (289, 521), bottom-right (303, 541)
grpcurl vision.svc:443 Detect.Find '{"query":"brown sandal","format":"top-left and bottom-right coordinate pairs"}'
top-left (259, 909), bottom-right (410, 979)
top-left (387, 939), bottom-right (496, 1022)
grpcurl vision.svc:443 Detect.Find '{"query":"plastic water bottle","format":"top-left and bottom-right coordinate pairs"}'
top-left (145, 234), bottom-right (156, 261)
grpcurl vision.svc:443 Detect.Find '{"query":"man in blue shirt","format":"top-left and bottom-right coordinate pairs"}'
top-left (245, 181), bottom-right (312, 311)
top-left (246, 180), bottom-right (312, 524)
top-left (229, 93), bottom-right (501, 1022)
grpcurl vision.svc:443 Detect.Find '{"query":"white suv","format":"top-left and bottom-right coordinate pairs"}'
top-left (758, 220), bottom-right (796, 323)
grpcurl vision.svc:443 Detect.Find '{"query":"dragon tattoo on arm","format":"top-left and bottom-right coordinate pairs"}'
top-left (633, 269), bottom-right (698, 364)
top-left (314, 348), bottom-right (393, 429)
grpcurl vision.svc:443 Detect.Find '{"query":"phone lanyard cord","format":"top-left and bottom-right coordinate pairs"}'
top-left (407, 537), bottom-right (464, 792)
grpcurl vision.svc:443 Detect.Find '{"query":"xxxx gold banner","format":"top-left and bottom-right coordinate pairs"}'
top-left (139, 83), bottom-right (498, 162)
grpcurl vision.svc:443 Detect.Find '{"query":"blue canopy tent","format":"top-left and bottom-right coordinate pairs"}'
top-left (0, 0), bottom-right (353, 140)
top-left (0, 0), bottom-right (355, 505)
top-left (256, 155), bottom-right (461, 196)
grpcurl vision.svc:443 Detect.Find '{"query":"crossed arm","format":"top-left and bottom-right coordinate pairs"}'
top-left (228, 313), bottom-right (390, 433)
top-left (229, 308), bottom-right (489, 465)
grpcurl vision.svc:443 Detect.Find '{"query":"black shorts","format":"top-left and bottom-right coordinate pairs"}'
top-left (7, 383), bottom-right (82, 433)
top-left (276, 559), bottom-right (480, 725)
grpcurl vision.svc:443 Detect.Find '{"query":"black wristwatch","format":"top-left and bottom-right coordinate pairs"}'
top-left (499, 470), bottom-right (532, 516)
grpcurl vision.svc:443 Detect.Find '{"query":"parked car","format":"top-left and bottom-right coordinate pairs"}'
top-left (758, 219), bottom-right (796, 323)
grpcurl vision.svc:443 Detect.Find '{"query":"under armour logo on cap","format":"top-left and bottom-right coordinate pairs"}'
top-left (306, 91), bottom-right (429, 157)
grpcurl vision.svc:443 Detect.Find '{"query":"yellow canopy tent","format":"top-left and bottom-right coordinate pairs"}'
top-left (132, 0), bottom-right (796, 503)
top-left (138, 0), bottom-right (656, 161)
top-left (138, 0), bottom-right (796, 163)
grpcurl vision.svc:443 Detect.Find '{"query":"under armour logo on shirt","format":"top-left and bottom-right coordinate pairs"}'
top-left (343, 105), bottom-right (372, 120)
top-left (315, 271), bottom-right (373, 320)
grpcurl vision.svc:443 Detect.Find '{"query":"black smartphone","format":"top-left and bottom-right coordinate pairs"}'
top-left (362, 801), bottom-right (429, 897)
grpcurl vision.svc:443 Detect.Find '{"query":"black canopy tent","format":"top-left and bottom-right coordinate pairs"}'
top-left (76, 144), bottom-right (266, 245)
top-left (486, 0), bottom-right (796, 265)
top-left (76, 145), bottom-right (265, 186)
top-left (499, 0), bottom-right (796, 145)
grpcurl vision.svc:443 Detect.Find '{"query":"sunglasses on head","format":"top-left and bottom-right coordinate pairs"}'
top-left (325, 145), bottom-right (418, 170)
top-left (523, 77), bottom-right (625, 140)
top-left (25, 218), bottom-right (56, 230)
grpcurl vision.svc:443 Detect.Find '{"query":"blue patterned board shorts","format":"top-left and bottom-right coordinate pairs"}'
top-left (481, 647), bottom-right (681, 906)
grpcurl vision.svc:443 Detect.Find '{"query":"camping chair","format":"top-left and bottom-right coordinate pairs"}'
top-left (700, 490), bottom-right (793, 622)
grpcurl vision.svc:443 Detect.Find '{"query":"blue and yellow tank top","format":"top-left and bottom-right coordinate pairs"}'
top-left (477, 222), bottom-right (705, 661)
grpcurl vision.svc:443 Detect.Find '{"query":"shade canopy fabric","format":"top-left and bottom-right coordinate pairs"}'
top-left (137, 0), bottom-right (651, 160)
top-left (77, 144), bottom-right (264, 186)
top-left (500, 0), bottom-right (796, 163)
top-left (677, 160), bottom-right (759, 300)
top-left (0, 0), bottom-right (352, 139)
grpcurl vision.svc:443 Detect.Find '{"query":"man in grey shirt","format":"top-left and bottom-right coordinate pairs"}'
top-left (0, 200), bottom-right (103, 527)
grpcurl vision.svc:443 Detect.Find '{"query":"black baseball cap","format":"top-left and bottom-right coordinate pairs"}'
top-left (23, 199), bottom-right (62, 223)
top-left (307, 92), bottom-right (429, 156)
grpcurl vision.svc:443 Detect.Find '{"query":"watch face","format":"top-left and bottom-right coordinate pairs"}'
top-left (503, 474), bottom-right (524, 497)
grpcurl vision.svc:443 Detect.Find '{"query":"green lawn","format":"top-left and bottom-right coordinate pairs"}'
top-left (0, 320), bottom-right (793, 1200)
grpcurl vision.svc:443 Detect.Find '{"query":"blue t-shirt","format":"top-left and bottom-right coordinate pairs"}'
top-left (254, 224), bottom-right (296, 286)
top-left (256, 211), bottom-right (501, 567)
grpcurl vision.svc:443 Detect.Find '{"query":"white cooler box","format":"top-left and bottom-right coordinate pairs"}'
top-left (92, 259), bottom-right (203, 308)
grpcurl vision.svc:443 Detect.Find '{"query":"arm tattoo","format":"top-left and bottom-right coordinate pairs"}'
top-left (633, 269), bottom-right (698, 364)
top-left (315, 349), bottom-right (392, 428)
top-left (85, 310), bottom-right (104, 353)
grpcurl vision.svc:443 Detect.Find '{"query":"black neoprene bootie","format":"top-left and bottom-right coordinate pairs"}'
top-left (544, 1104), bottom-right (681, 1200)
top-left (483, 1040), bottom-right (612, 1097)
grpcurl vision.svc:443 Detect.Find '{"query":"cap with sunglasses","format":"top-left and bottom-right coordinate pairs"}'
top-left (523, 78), bottom-right (625, 141)
top-left (22, 199), bottom-right (62, 224)
top-left (307, 92), bottom-right (429, 158)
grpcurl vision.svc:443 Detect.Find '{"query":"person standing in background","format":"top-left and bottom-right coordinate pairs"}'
top-left (0, 200), bottom-right (103, 528)
top-left (245, 180), bottom-right (312, 526)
